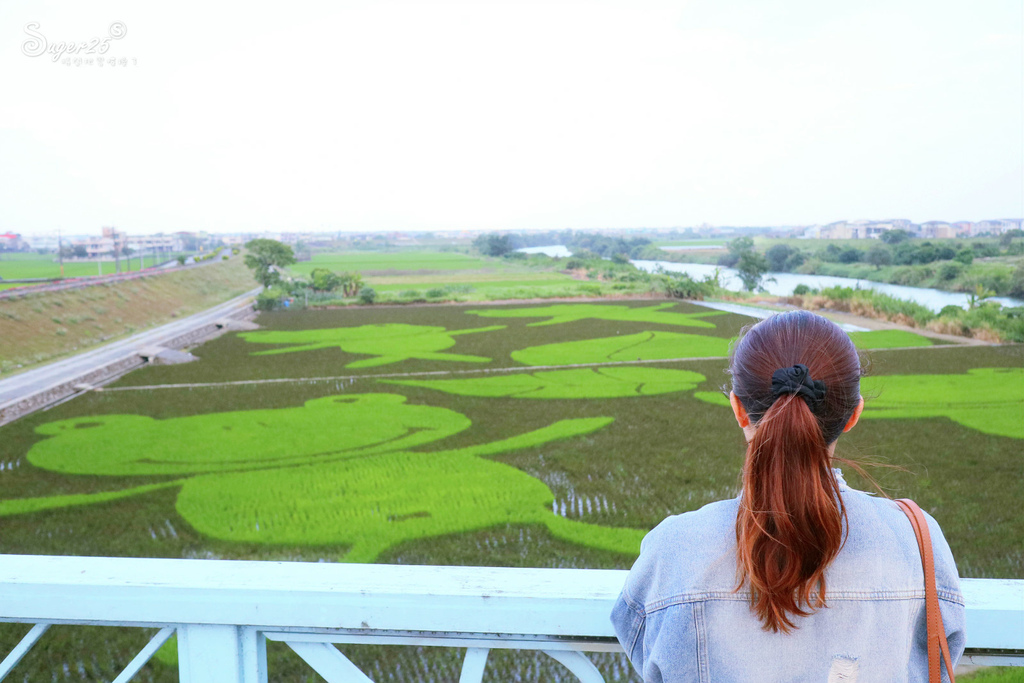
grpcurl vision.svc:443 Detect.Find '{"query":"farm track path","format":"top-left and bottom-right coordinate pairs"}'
top-left (100, 343), bottom-right (966, 392)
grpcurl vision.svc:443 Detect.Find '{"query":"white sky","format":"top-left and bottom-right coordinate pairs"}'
top-left (1, 0), bottom-right (1021, 235)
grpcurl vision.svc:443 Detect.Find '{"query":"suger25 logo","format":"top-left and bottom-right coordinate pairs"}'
top-left (22, 21), bottom-right (127, 62)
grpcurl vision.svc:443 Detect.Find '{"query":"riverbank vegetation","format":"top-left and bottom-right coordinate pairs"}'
top-left (781, 286), bottom-right (1024, 343)
top-left (655, 232), bottom-right (1024, 299)
top-left (257, 239), bottom-right (1024, 343)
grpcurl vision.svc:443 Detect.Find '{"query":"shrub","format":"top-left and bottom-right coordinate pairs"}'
top-left (838, 247), bottom-right (864, 264)
top-left (357, 287), bottom-right (377, 305)
top-left (661, 273), bottom-right (710, 300)
top-left (426, 288), bottom-right (446, 298)
top-left (938, 262), bottom-right (962, 281)
top-left (954, 248), bottom-right (974, 265)
top-left (792, 284), bottom-right (813, 296)
top-left (254, 287), bottom-right (286, 311)
top-left (783, 251), bottom-right (806, 270)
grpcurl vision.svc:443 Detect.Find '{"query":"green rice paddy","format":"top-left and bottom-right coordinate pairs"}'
top-left (384, 367), bottom-right (707, 399)
top-left (465, 302), bottom-right (725, 327)
top-left (848, 329), bottom-right (934, 349)
top-left (695, 367), bottom-right (1024, 439)
top-left (512, 330), bottom-right (733, 365)
top-left (284, 249), bottom-right (591, 302)
top-left (239, 323), bottom-right (505, 367)
top-left (0, 298), bottom-right (1019, 683)
top-left (861, 368), bottom-right (1023, 439)
top-left (0, 253), bottom-right (172, 281)
top-left (289, 251), bottom-right (495, 274)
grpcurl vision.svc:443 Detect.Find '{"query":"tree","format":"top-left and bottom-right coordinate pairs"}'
top-left (838, 247), bottom-right (864, 264)
top-left (244, 239), bottom-right (296, 289)
top-left (999, 229), bottom-right (1024, 248)
top-left (473, 233), bottom-right (514, 257)
top-left (718, 236), bottom-right (755, 268)
top-left (966, 283), bottom-right (995, 310)
top-left (866, 244), bottom-right (893, 269)
top-left (340, 272), bottom-right (364, 297)
top-left (766, 244), bottom-right (796, 271)
top-left (72, 245), bottom-right (88, 258)
top-left (310, 268), bottom-right (342, 292)
top-left (736, 250), bottom-right (771, 291)
top-left (880, 229), bottom-right (911, 244)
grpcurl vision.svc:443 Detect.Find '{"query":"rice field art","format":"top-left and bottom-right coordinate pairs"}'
top-left (384, 367), bottom-right (707, 399)
top-left (1, 301), bottom-right (1020, 580)
top-left (465, 303), bottom-right (726, 328)
top-left (238, 323), bottom-right (506, 368)
top-left (10, 393), bottom-right (647, 563)
top-left (860, 368), bottom-right (1024, 439)
top-left (512, 330), bottom-right (733, 365)
top-left (694, 367), bottom-right (1024, 440)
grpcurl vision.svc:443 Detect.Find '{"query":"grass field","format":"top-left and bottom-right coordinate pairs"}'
top-left (653, 239), bottom-right (726, 248)
top-left (285, 249), bottom-right (620, 302)
top-left (0, 252), bottom-right (185, 282)
top-left (290, 251), bottom-right (495, 274)
top-left (0, 259), bottom-right (256, 375)
top-left (0, 298), bottom-right (1019, 681)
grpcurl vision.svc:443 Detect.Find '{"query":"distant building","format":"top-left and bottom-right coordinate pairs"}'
top-left (973, 219), bottom-right (1021, 235)
top-left (22, 234), bottom-right (61, 250)
top-left (920, 222), bottom-right (954, 239)
top-left (0, 232), bottom-right (27, 251)
top-left (126, 234), bottom-right (176, 253)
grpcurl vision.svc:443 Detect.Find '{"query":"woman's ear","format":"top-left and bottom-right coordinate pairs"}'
top-left (843, 396), bottom-right (865, 433)
top-left (729, 391), bottom-right (750, 428)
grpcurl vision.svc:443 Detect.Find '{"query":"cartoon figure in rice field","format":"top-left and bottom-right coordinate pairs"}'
top-left (238, 323), bottom-right (507, 368)
top-left (13, 394), bottom-right (645, 562)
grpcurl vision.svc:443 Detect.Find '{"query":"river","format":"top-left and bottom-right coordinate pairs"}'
top-left (514, 245), bottom-right (1024, 311)
top-left (632, 260), bottom-right (1024, 312)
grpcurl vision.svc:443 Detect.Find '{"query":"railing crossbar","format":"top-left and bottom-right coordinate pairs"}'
top-left (458, 648), bottom-right (489, 683)
top-left (111, 626), bottom-right (176, 683)
top-left (287, 641), bottom-right (372, 683)
top-left (0, 623), bottom-right (48, 681)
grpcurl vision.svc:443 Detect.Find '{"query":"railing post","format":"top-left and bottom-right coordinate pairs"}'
top-left (178, 625), bottom-right (266, 683)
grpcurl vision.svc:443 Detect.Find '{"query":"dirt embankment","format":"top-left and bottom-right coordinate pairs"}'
top-left (0, 259), bottom-right (257, 375)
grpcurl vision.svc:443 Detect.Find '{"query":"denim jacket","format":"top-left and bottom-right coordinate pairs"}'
top-left (611, 471), bottom-right (965, 682)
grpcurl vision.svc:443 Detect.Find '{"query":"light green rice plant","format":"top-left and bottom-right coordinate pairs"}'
top-left (512, 331), bottom-right (732, 366)
top-left (465, 303), bottom-right (725, 328)
top-left (384, 367), bottom-right (706, 399)
top-left (239, 323), bottom-right (506, 368)
top-left (14, 394), bottom-right (645, 562)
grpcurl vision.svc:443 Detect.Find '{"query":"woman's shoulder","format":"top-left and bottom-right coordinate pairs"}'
top-left (623, 498), bottom-right (742, 610)
top-left (837, 488), bottom-right (962, 600)
top-left (641, 496), bottom-right (740, 554)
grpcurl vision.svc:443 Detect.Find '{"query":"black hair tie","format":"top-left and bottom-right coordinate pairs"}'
top-left (771, 364), bottom-right (827, 410)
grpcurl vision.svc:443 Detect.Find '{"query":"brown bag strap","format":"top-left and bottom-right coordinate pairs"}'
top-left (896, 498), bottom-right (955, 683)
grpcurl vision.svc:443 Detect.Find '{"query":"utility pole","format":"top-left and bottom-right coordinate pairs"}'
top-left (57, 229), bottom-right (64, 278)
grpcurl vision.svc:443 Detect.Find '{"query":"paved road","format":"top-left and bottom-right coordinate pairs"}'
top-left (0, 288), bottom-right (260, 407)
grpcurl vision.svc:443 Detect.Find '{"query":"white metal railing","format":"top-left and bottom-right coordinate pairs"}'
top-left (0, 555), bottom-right (1021, 682)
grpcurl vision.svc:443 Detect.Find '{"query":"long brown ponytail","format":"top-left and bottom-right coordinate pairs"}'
top-left (730, 311), bottom-right (863, 633)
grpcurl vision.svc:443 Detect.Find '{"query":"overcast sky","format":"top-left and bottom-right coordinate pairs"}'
top-left (1, 0), bottom-right (1021, 235)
